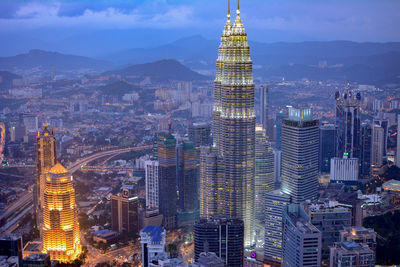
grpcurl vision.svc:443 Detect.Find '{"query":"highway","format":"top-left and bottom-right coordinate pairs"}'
top-left (0, 192), bottom-right (33, 222)
top-left (67, 145), bottom-right (152, 174)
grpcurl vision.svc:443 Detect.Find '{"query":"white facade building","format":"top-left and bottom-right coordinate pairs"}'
top-left (140, 225), bottom-right (166, 267)
top-left (330, 157), bottom-right (359, 183)
top-left (145, 160), bottom-right (159, 209)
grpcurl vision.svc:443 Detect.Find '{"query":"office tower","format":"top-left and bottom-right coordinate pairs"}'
top-left (371, 124), bottom-right (384, 167)
top-left (329, 242), bottom-right (375, 267)
top-left (281, 107), bottom-right (319, 203)
top-left (320, 124), bottom-right (337, 174)
top-left (188, 122), bottom-right (211, 148)
top-left (0, 234), bottom-right (23, 266)
top-left (157, 132), bottom-right (177, 229)
top-left (264, 190), bottom-right (290, 266)
top-left (330, 156), bottom-right (359, 184)
top-left (260, 86), bottom-right (269, 135)
top-left (9, 123), bottom-right (25, 142)
top-left (194, 217), bottom-right (244, 267)
top-left (145, 160), bottom-right (159, 209)
top-left (282, 204), bottom-right (322, 267)
top-left (0, 122), bottom-right (5, 162)
top-left (335, 88), bottom-right (361, 159)
top-left (42, 163), bottom-right (81, 262)
top-left (397, 115), bottom-right (400, 167)
top-left (339, 226), bottom-right (376, 252)
top-left (111, 189), bottom-right (139, 235)
top-left (255, 125), bottom-right (274, 223)
top-left (208, 2), bottom-right (256, 246)
top-left (303, 201), bottom-right (352, 263)
top-left (140, 226), bottom-right (167, 267)
top-left (373, 114), bottom-right (388, 158)
top-left (273, 149), bottom-right (281, 185)
top-left (36, 124), bottom-right (57, 228)
top-left (200, 146), bottom-right (222, 218)
top-left (360, 122), bottom-right (372, 178)
top-left (274, 111), bottom-right (286, 150)
top-left (197, 252), bottom-right (225, 267)
top-left (177, 141), bottom-right (200, 212)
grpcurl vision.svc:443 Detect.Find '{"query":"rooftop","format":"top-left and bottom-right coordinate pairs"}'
top-left (0, 233), bottom-right (21, 241)
top-left (23, 253), bottom-right (50, 261)
top-left (141, 225), bottom-right (165, 242)
top-left (48, 163), bottom-right (69, 174)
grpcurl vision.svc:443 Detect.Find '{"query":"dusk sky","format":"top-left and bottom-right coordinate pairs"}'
top-left (1, 0), bottom-right (399, 56)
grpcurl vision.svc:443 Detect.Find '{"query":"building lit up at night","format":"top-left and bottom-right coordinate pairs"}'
top-left (42, 163), bottom-right (81, 262)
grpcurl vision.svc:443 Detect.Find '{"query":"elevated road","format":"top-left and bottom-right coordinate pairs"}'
top-left (67, 145), bottom-right (152, 174)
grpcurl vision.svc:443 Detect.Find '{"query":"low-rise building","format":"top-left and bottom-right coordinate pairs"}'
top-left (329, 242), bottom-right (375, 267)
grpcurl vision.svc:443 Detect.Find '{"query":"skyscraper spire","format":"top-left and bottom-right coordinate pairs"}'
top-left (237, 0), bottom-right (240, 14)
top-left (228, 0), bottom-right (230, 18)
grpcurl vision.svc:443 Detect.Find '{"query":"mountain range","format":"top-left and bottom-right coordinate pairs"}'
top-left (0, 36), bottom-right (399, 86)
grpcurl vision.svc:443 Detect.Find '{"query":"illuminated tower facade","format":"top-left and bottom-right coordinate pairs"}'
top-left (42, 163), bottom-right (81, 262)
top-left (36, 124), bottom-right (57, 226)
top-left (255, 125), bottom-right (274, 224)
top-left (210, 1), bottom-right (256, 246)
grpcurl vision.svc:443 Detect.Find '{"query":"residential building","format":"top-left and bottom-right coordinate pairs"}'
top-left (371, 124), bottom-right (384, 167)
top-left (329, 242), bottom-right (375, 267)
top-left (188, 122), bottom-right (211, 148)
top-left (145, 160), bottom-right (159, 209)
top-left (339, 227), bottom-right (377, 252)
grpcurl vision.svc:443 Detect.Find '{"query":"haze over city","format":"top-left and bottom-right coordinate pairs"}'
top-left (0, 0), bottom-right (399, 267)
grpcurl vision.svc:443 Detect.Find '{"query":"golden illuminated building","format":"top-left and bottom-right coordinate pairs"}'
top-left (203, 0), bottom-right (256, 246)
top-left (42, 163), bottom-right (81, 262)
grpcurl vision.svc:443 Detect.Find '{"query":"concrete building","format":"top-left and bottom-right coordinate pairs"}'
top-left (329, 242), bottom-right (375, 267)
top-left (397, 115), bottom-right (400, 167)
top-left (360, 122), bottom-right (372, 178)
top-left (281, 107), bottom-right (319, 203)
top-left (330, 156), bottom-right (359, 184)
top-left (188, 122), bottom-right (211, 148)
top-left (197, 252), bottom-right (225, 267)
top-left (371, 124), bottom-right (384, 167)
top-left (145, 160), bottom-right (159, 209)
top-left (140, 226), bottom-right (167, 267)
top-left (264, 190), bottom-right (290, 266)
top-left (255, 125), bottom-right (274, 224)
top-left (303, 200), bottom-right (352, 263)
top-left (111, 189), bottom-right (139, 235)
top-left (339, 227), bottom-right (377, 252)
top-left (282, 204), bottom-right (322, 267)
top-left (194, 217), bottom-right (244, 267)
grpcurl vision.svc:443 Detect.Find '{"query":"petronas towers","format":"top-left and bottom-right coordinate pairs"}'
top-left (201, 1), bottom-right (256, 247)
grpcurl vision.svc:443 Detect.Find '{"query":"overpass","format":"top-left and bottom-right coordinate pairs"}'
top-left (67, 145), bottom-right (152, 174)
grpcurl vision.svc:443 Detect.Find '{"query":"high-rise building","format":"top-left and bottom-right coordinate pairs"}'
top-left (330, 156), bottom-right (359, 184)
top-left (329, 242), bottom-right (375, 267)
top-left (42, 163), bottom-right (81, 262)
top-left (255, 125), bottom-right (274, 223)
top-left (303, 200), bottom-right (352, 263)
top-left (188, 122), bottom-right (211, 148)
top-left (273, 149), bottom-right (282, 185)
top-left (0, 234), bottom-right (23, 266)
top-left (145, 160), bottom-right (159, 209)
top-left (21, 114), bottom-right (39, 133)
top-left (36, 124), bottom-right (57, 224)
top-left (194, 217), bottom-right (244, 267)
top-left (360, 122), bottom-right (372, 178)
top-left (208, 2), bottom-right (256, 246)
top-left (264, 190), bottom-right (290, 266)
top-left (274, 111), bottom-right (286, 150)
top-left (111, 189), bottom-right (139, 235)
top-left (260, 85), bottom-right (269, 135)
top-left (200, 146), bottom-right (222, 218)
top-left (371, 124), bottom-right (384, 167)
top-left (335, 88), bottom-right (362, 159)
top-left (320, 124), bottom-right (337, 174)
top-left (157, 132), bottom-right (177, 229)
top-left (397, 115), bottom-right (400, 167)
top-left (140, 226), bottom-right (167, 267)
top-left (282, 204), bottom-right (322, 267)
top-left (177, 141), bottom-right (200, 212)
top-left (373, 114), bottom-right (388, 158)
top-left (281, 107), bottom-right (319, 203)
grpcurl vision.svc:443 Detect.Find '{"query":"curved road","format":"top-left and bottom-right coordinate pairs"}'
top-left (67, 145), bottom-right (152, 174)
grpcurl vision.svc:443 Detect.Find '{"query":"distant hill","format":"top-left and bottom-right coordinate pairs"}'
top-left (0, 50), bottom-right (109, 73)
top-left (104, 59), bottom-right (210, 82)
top-left (0, 71), bottom-right (21, 90)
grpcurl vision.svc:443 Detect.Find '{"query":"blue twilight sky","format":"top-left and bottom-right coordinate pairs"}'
top-left (0, 0), bottom-right (399, 56)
